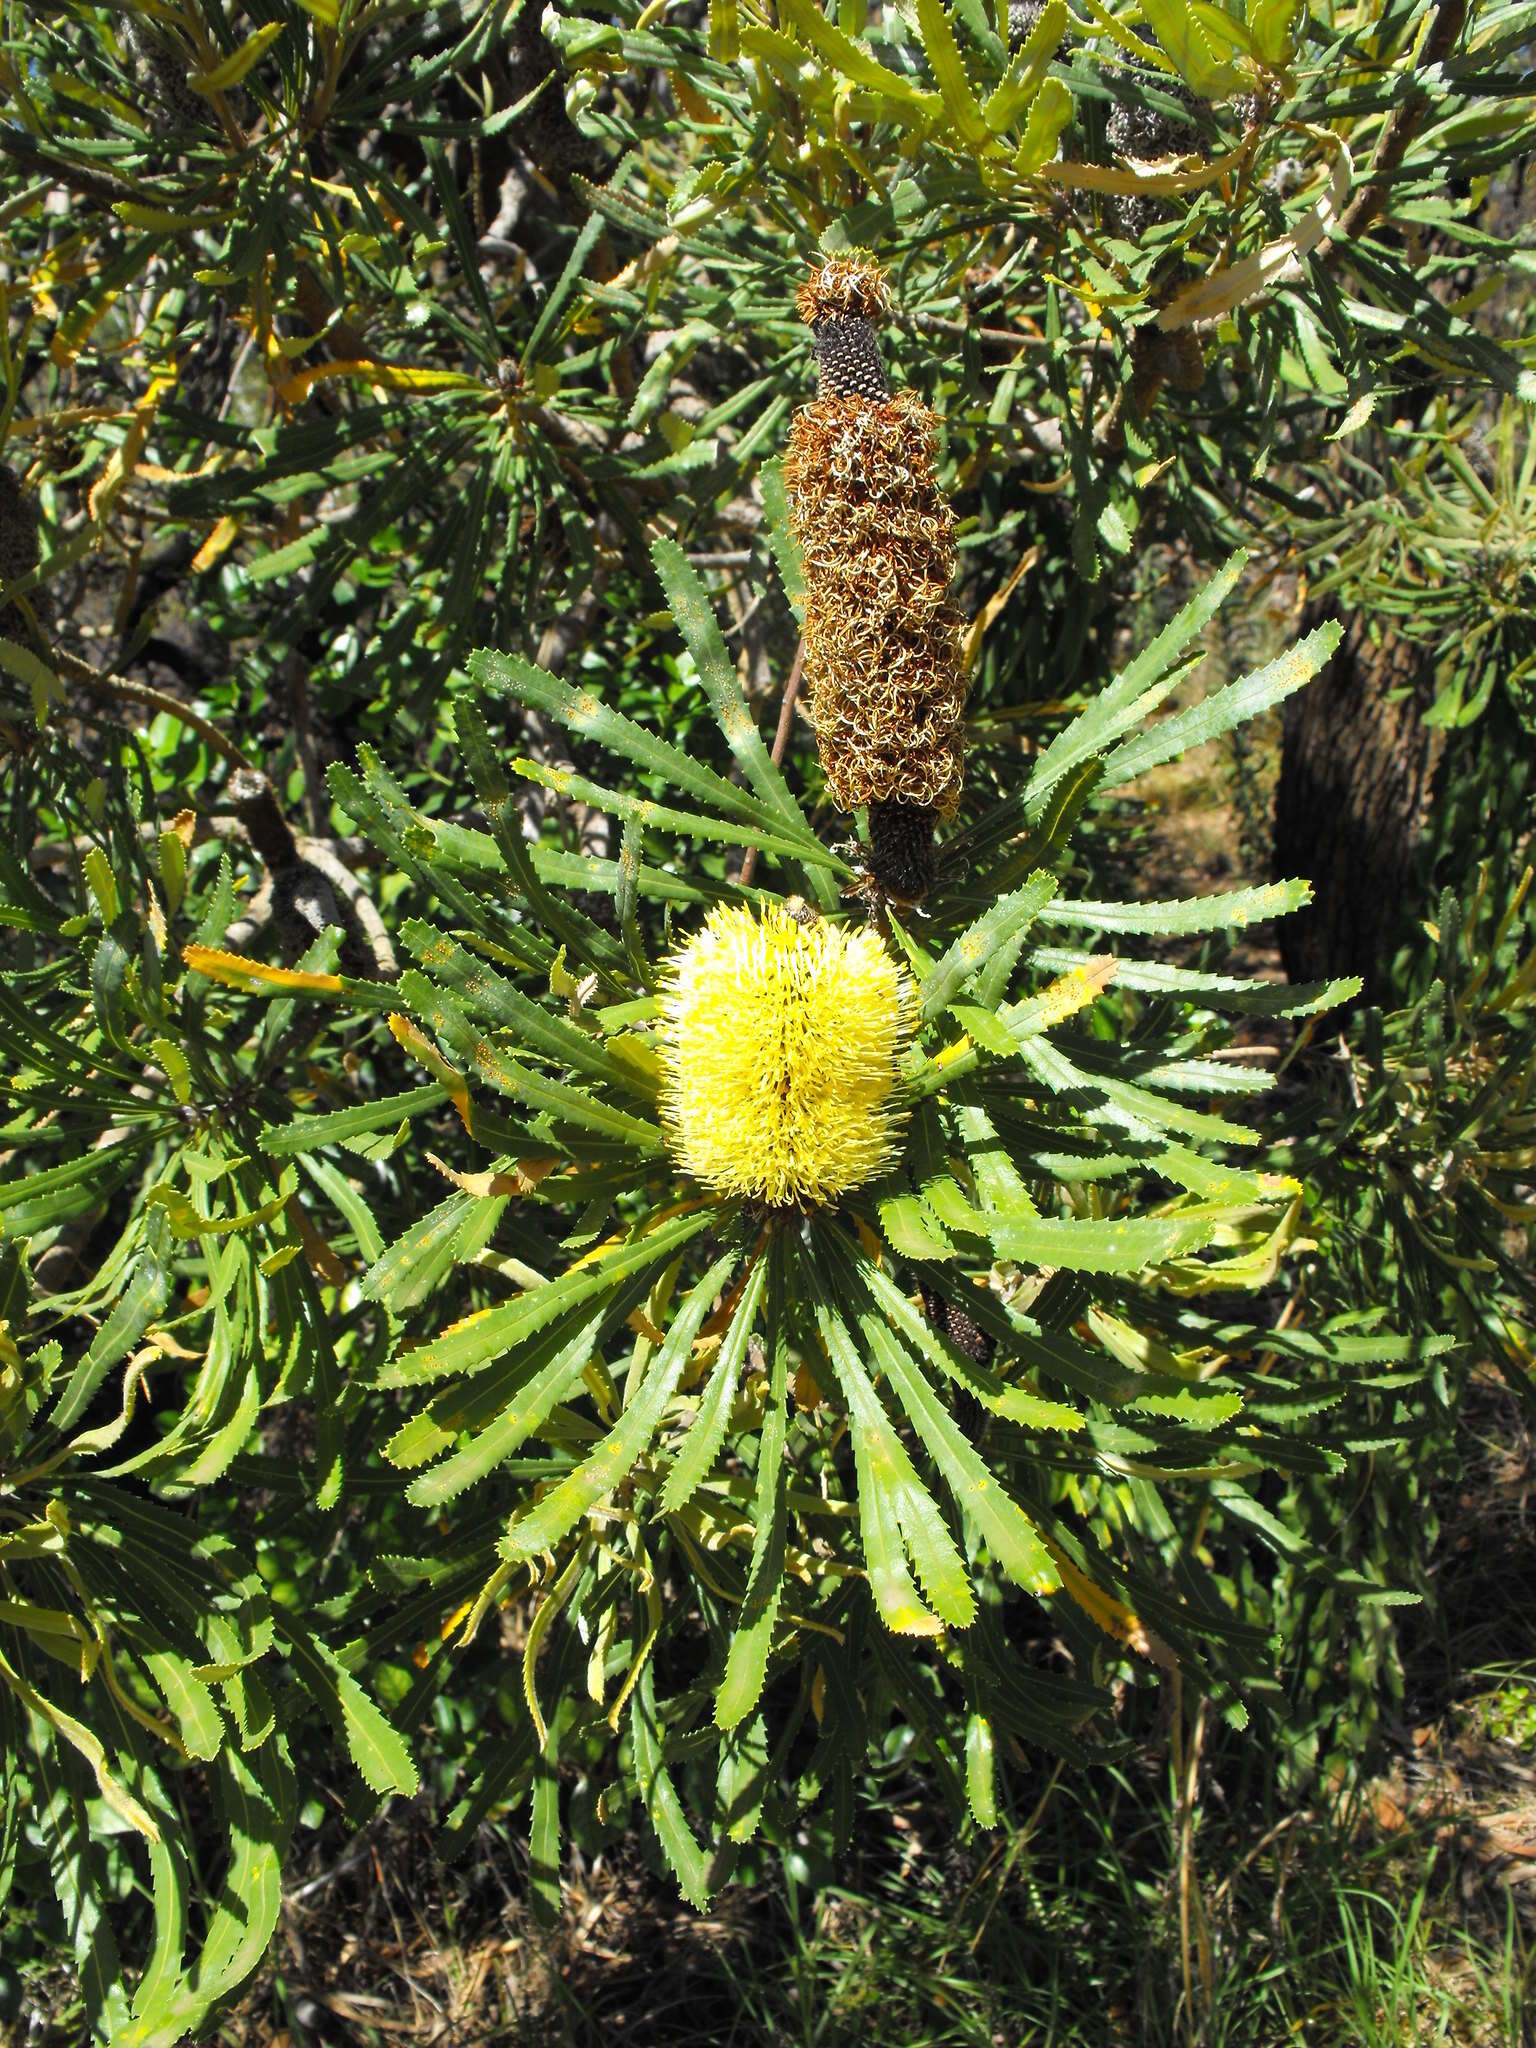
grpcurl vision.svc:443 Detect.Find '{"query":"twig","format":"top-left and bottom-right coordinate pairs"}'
top-left (1325, 0), bottom-right (1469, 255)
top-left (51, 646), bottom-right (256, 772)
top-left (913, 312), bottom-right (1055, 351)
top-left (1209, 1809), bottom-right (1318, 1906)
top-left (216, 325), bottom-right (260, 427)
top-left (739, 635), bottom-right (805, 890)
top-left (1173, 1679), bottom-right (1213, 2048)
top-left (285, 1836), bottom-right (375, 1907)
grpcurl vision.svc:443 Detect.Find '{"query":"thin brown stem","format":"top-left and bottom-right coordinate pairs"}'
top-left (739, 635), bottom-right (805, 890)
top-left (1327, 0), bottom-right (1468, 255)
top-left (51, 644), bottom-right (256, 772)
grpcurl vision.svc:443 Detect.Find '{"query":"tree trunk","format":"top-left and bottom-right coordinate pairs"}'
top-left (1272, 612), bottom-right (1445, 1002)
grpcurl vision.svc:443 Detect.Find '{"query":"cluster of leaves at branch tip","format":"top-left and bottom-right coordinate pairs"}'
top-left (784, 254), bottom-right (968, 837)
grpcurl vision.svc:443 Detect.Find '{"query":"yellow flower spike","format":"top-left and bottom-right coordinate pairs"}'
top-left (657, 903), bottom-right (916, 1208)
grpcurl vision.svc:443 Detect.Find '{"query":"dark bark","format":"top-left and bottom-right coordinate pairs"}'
top-left (1273, 612), bottom-right (1445, 1002)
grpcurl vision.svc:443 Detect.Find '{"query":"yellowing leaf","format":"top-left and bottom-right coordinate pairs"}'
top-left (192, 513), bottom-right (241, 573)
top-left (1008, 956), bottom-right (1117, 1037)
top-left (148, 1180), bottom-right (291, 1238)
top-left (182, 945), bottom-right (345, 995)
top-left (189, 21), bottom-right (284, 93)
top-left (112, 201), bottom-right (231, 232)
top-left (1157, 134), bottom-right (1353, 331)
top-left (276, 358), bottom-right (484, 405)
top-left (963, 542), bottom-right (1040, 671)
top-left (424, 1151), bottom-right (558, 1197)
top-left (388, 1013), bottom-right (473, 1125)
top-left (1042, 1542), bottom-right (1177, 1669)
top-left (88, 371), bottom-right (177, 525)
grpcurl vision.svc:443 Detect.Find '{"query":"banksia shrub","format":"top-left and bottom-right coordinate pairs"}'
top-left (784, 255), bottom-right (967, 884)
top-left (180, 535), bottom-right (1413, 1915)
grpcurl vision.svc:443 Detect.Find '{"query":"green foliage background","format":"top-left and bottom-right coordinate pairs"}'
top-left (1, 0), bottom-right (1533, 2039)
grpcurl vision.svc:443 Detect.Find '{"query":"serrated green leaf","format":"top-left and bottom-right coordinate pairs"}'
top-left (505, 1249), bottom-right (739, 1556)
top-left (633, 1659), bottom-right (724, 1908)
top-left (278, 1615), bottom-right (418, 1797)
top-left (983, 0), bottom-right (1066, 130)
top-left (662, 1255), bottom-right (768, 1517)
top-left (760, 458), bottom-right (806, 618)
top-left (816, 1288), bottom-right (974, 1632)
top-left (650, 536), bottom-right (812, 842)
top-left (1039, 878), bottom-right (1310, 938)
top-left (1025, 553), bottom-right (1247, 817)
top-left (915, 0), bottom-right (990, 144)
top-left (1138, 0), bottom-right (1248, 97)
top-left (385, 1208), bottom-right (715, 1387)
top-left (144, 1652), bottom-right (223, 1762)
top-left (1099, 623), bottom-right (1342, 790)
top-left (717, 1250), bottom-right (790, 1725)
top-left (919, 871), bottom-right (1056, 1022)
top-left (1013, 75), bottom-right (1073, 171)
top-left (404, 1303), bottom-right (608, 1506)
top-left (965, 1711), bottom-right (998, 1827)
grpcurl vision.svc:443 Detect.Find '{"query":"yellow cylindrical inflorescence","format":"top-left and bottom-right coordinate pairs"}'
top-left (657, 903), bottom-right (916, 1208)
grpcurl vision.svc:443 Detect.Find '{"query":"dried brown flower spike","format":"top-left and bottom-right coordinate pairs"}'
top-left (784, 254), bottom-right (967, 899)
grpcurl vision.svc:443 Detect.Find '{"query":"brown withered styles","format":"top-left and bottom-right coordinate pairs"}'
top-left (784, 255), bottom-right (968, 889)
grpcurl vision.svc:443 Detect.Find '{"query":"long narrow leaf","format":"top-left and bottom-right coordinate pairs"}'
top-left (716, 1247), bottom-right (790, 1725)
top-left (503, 1249), bottom-right (740, 1556)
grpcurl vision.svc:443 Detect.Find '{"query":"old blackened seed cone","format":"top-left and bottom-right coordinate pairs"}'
top-left (919, 1280), bottom-right (996, 1369)
top-left (867, 801), bottom-right (936, 900)
top-left (785, 254), bottom-right (968, 865)
top-left (1131, 326), bottom-right (1206, 412)
top-left (1008, 0), bottom-right (1046, 46)
top-left (1105, 60), bottom-right (1209, 241)
top-left (122, 17), bottom-right (211, 133)
top-left (813, 317), bottom-right (889, 403)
